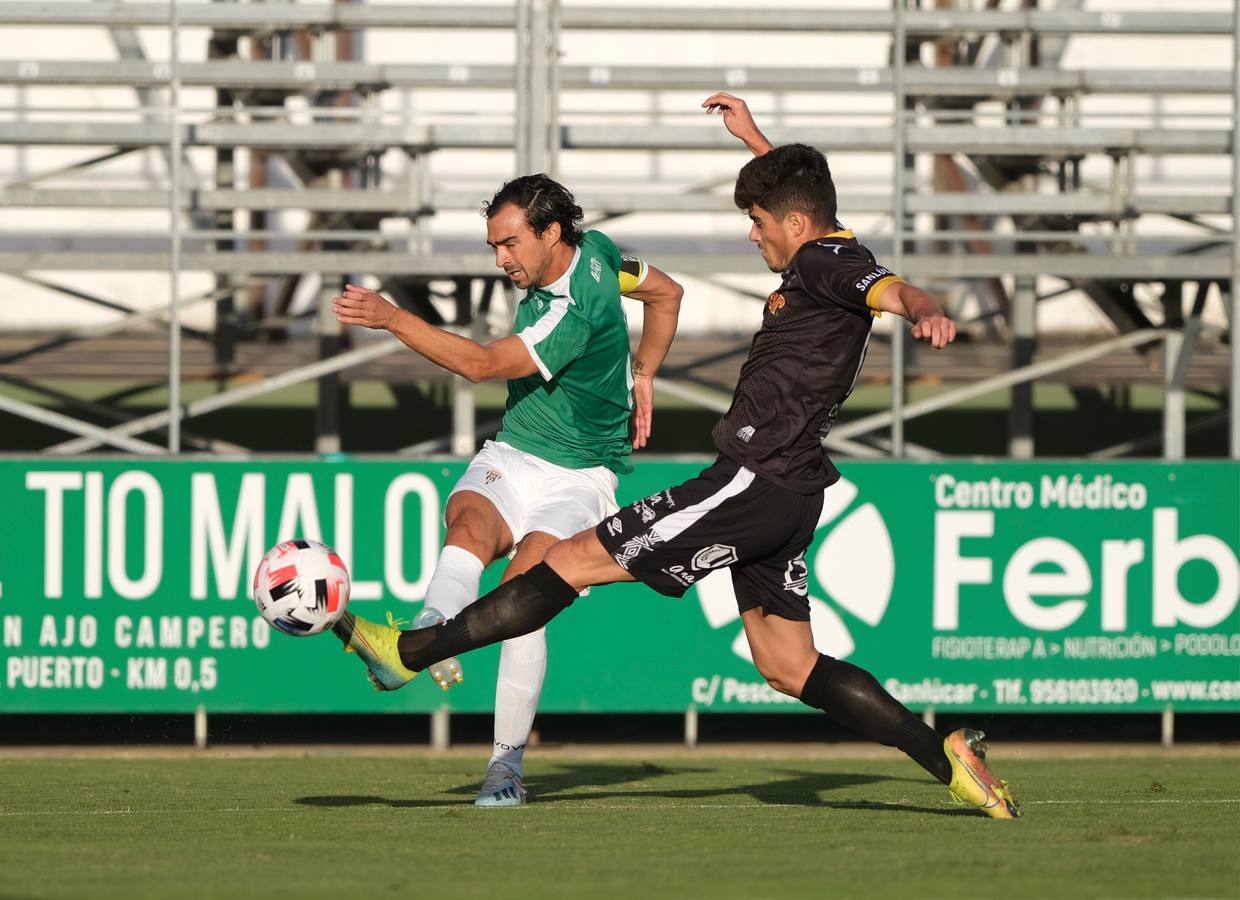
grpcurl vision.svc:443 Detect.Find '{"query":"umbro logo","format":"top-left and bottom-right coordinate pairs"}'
top-left (736, 425), bottom-right (755, 443)
top-left (485, 469), bottom-right (502, 484)
top-left (612, 531), bottom-right (664, 569)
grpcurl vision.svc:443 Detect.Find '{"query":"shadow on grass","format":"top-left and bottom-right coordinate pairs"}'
top-left (297, 761), bottom-right (945, 814)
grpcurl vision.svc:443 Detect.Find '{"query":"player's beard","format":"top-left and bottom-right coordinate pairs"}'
top-left (760, 244), bottom-right (788, 272)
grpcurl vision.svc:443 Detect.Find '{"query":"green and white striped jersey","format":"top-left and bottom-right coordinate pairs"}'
top-left (496, 229), bottom-right (648, 474)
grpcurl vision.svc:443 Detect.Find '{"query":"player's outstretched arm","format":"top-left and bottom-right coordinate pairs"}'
top-left (873, 281), bottom-right (958, 350)
top-left (702, 92), bottom-right (774, 156)
top-left (623, 265), bottom-right (684, 448)
top-left (333, 283), bottom-right (538, 382)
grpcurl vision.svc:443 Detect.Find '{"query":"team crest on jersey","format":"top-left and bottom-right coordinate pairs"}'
top-left (590, 257), bottom-right (603, 283)
top-left (691, 544), bottom-right (739, 571)
top-left (782, 552), bottom-right (809, 597)
top-left (766, 291), bottom-right (786, 315)
top-left (485, 469), bottom-right (502, 484)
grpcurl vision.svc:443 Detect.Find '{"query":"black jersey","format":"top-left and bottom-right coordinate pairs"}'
top-left (711, 228), bottom-right (903, 494)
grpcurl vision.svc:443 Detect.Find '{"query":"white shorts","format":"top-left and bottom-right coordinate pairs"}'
top-left (449, 440), bottom-right (620, 544)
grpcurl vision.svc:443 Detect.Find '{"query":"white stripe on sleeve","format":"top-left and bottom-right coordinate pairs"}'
top-left (517, 296), bottom-right (572, 381)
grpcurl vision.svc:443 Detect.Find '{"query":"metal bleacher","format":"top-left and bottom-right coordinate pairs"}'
top-left (0, 1), bottom-right (1235, 460)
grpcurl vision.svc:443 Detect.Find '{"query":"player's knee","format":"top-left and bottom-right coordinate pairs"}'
top-left (543, 532), bottom-right (604, 591)
top-left (445, 507), bottom-right (501, 558)
top-left (765, 672), bottom-right (803, 698)
top-left (751, 654), bottom-right (802, 698)
top-left (541, 537), bottom-right (577, 578)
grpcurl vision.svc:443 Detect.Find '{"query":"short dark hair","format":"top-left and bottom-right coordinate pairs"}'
top-left (733, 144), bottom-right (837, 228)
top-left (483, 173), bottom-right (585, 246)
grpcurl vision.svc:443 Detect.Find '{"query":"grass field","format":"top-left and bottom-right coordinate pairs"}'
top-left (1, 748), bottom-right (1237, 900)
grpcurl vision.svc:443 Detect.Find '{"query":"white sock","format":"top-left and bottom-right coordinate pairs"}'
top-left (489, 628), bottom-right (547, 775)
top-left (424, 545), bottom-right (485, 621)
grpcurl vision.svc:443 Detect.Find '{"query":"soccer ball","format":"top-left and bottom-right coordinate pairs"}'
top-left (253, 539), bottom-right (350, 636)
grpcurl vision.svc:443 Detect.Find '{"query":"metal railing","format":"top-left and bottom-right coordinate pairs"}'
top-left (0, 0), bottom-right (1233, 461)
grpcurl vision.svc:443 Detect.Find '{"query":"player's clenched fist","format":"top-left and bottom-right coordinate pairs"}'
top-left (911, 313), bottom-right (957, 350)
top-left (333, 283), bottom-right (398, 330)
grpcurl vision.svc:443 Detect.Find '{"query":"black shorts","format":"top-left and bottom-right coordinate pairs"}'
top-left (595, 455), bottom-right (824, 621)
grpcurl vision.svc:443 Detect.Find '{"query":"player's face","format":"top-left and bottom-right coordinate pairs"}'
top-left (486, 203), bottom-right (555, 290)
top-left (747, 204), bottom-right (794, 272)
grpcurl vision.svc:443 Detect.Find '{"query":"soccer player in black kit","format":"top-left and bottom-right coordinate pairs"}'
top-left (336, 92), bottom-right (1019, 818)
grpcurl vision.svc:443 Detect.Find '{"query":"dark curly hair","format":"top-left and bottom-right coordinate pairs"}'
top-left (483, 173), bottom-right (585, 246)
top-left (733, 144), bottom-right (837, 229)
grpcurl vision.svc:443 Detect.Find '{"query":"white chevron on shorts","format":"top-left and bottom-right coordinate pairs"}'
top-left (648, 466), bottom-right (755, 545)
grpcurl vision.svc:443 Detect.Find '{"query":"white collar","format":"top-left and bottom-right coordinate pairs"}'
top-left (535, 245), bottom-right (581, 299)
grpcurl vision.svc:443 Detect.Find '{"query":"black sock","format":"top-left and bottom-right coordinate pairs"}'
top-left (799, 654), bottom-right (951, 785)
top-left (397, 562), bottom-right (577, 672)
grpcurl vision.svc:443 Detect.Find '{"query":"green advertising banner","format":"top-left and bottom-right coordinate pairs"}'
top-left (0, 458), bottom-right (1236, 714)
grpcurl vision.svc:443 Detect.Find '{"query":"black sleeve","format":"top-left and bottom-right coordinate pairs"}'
top-left (795, 242), bottom-right (903, 315)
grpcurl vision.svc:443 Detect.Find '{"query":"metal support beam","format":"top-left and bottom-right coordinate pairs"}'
top-left (1, 251), bottom-right (1233, 280)
top-left (451, 376), bottom-right (476, 456)
top-left (1232, 0), bottom-right (1240, 460)
top-left (316, 281), bottom-right (344, 455)
top-left (1162, 328), bottom-right (1186, 460)
top-left (4, 120), bottom-right (1229, 158)
top-left (1233, 287), bottom-right (1240, 460)
top-left (827, 329), bottom-right (1167, 444)
top-left (1, 60), bottom-right (1235, 96)
top-left (516, 0), bottom-right (559, 175)
top-left (400, 416), bottom-right (503, 456)
top-left (650, 376), bottom-right (895, 459)
top-left (0, 393), bottom-right (168, 455)
top-left (0, 372), bottom-right (245, 454)
top-left (193, 704), bottom-right (207, 750)
top-left (430, 707), bottom-right (450, 752)
top-left (1, 187), bottom-right (1234, 218)
top-left (167, 0), bottom-right (181, 453)
top-left (449, 279), bottom-right (488, 457)
top-left (48, 337), bottom-right (409, 454)
top-left (890, 0), bottom-right (908, 458)
top-left (1092, 409), bottom-right (1229, 460)
top-left (1009, 277), bottom-right (1037, 458)
top-left (1162, 310), bottom-right (1202, 461)
top-left (0, 5), bottom-right (1229, 36)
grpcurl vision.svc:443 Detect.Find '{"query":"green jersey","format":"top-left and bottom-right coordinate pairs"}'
top-left (496, 230), bottom-right (648, 475)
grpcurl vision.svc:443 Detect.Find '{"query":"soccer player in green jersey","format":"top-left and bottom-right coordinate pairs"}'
top-left (332, 174), bottom-right (683, 806)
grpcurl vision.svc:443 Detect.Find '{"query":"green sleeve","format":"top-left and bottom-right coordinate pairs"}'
top-left (516, 298), bottom-right (592, 381)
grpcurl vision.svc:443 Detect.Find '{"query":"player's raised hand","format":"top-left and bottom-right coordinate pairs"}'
top-left (334, 283), bottom-right (398, 330)
top-left (630, 374), bottom-right (654, 449)
top-left (701, 92), bottom-right (773, 155)
top-left (911, 313), bottom-right (957, 350)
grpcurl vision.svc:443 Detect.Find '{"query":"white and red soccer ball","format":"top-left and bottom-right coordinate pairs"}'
top-left (253, 539), bottom-right (350, 636)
